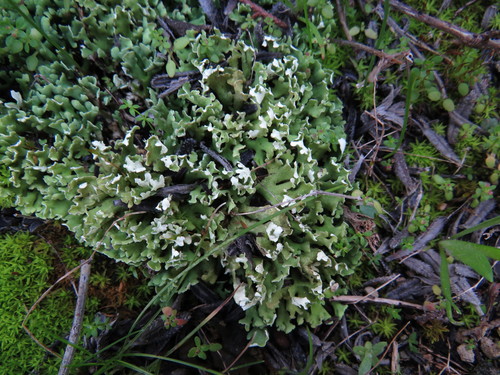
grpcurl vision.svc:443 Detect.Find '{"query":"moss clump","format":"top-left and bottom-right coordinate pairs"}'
top-left (0, 231), bottom-right (86, 374)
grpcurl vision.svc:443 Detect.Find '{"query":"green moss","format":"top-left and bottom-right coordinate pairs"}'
top-left (0, 231), bottom-right (88, 374)
top-left (406, 140), bottom-right (441, 168)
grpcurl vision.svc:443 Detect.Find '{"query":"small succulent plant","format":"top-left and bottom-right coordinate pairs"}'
top-left (0, 0), bottom-right (361, 344)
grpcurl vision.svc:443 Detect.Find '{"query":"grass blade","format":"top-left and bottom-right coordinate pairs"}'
top-left (123, 353), bottom-right (224, 374)
top-left (450, 215), bottom-right (500, 240)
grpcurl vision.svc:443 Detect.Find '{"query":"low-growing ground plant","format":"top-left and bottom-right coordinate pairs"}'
top-left (0, 0), bottom-right (363, 347)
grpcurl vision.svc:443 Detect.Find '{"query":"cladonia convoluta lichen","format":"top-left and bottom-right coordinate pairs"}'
top-left (0, 0), bottom-right (361, 345)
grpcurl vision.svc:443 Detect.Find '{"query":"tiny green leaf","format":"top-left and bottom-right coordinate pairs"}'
top-left (432, 174), bottom-right (445, 184)
top-left (208, 343), bottom-right (222, 351)
top-left (458, 83), bottom-right (469, 96)
top-left (8, 37), bottom-right (23, 53)
top-left (358, 352), bottom-right (372, 375)
top-left (26, 54), bottom-right (38, 71)
top-left (187, 347), bottom-right (197, 358)
top-left (475, 103), bottom-right (485, 113)
top-left (372, 342), bottom-right (387, 356)
top-left (321, 5), bottom-right (334, 19)
top-left (349, 26), bottom-right (360, 36)
top-left (174, 36), bottom-right (190, 51)
top-left (166, 58), bottom-right (176, 78)
top-left (364, 28), bottom-right (378, 39)
top-left (442, 98), bottom-right (455, 112)
top-left (427, 90), bottom-right (441, 101)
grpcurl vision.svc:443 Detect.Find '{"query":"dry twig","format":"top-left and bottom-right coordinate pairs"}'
top-left (331, 295), bottom-right (424, 310)
top-left (58, 262), bottom-right (91, 375)
top-left (22, 258), bottom-right (94, 358)
top-left (335, 0), bottom-right (352, 41)
top-left (390, 0), bottom-right (500, 51)
top-left (332, 39), bottom-right (409, 65)
top-left (373, 6), bottom-right (453, 64)
top-left (223, 332), bottom-right (257, 372)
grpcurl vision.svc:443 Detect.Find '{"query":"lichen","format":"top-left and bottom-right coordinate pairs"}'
top-left (0, 0), bottom-right (361, 345)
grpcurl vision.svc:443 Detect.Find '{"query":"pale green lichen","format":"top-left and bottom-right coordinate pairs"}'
top-left (0, 0), bottom-right (361, 345)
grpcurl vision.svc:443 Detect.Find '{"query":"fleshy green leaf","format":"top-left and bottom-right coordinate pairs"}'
top-left (8, 37), bottom-right (23, 53)
top-left (26, 53), bottom-right (38, 71)
top-left (173, 36), bottom-right (190, 50)
top-left (166, 58), bottom-right (176, 77)
top-left (358, 350), bottom-right (373, 375)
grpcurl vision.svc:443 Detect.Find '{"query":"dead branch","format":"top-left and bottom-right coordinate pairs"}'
top-left (332, 39), bottom-right (408, 64)
top-left (58, 262), bottom-right (91, 375)
top-left (335, 0), bottom-right (352, 41)
top-left (373, 5), bottom-right (453, 64)
top-left (22, 257), bottom-right (94, 358)
top-left (390, 0), bottom-right (500, 51)
top-left (223, 332), bottom-right (257, 372)
top-left (331, 295), bottom-right (424, 310)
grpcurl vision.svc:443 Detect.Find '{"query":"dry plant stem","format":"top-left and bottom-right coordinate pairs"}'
top-left (437, 340), bottom-right (452, 375)
top-left (237, 0), bottom-right (288, 29)
top-left (95, 210), bottom-right (147, 248)
top-left (166, 284), bottom-right (243, 356)
top-left (331, 295), bottom-right (424, 310)
top-left (391, 340), bottom-right (399, 374)
top-left (421, 343), bottom-right (466, 374)
top-left (378, 11), bottom-right (453, 64)
top-left (58, 262), bottom-right (91, 375)
top-left (390, 0), bottom-right (500, 51)
top-left (332, 324), bottom-right (370, 351)
top-left (22, 256), bottom-right (95, 357)
top-left (454, 0), bottom-right (481, 17)
top-left (361, 273), bottom-right (400, 301)
top-left (202, 202), bottom-right (226, 236)
top-left (39, 234), bottom-right (79, 294)
top-left (320, 318), bottom-right (341, 342)
top-left (335, 0), bottom-right (352, 41)
top-left (369, 84), bottom-right (384, 173)
top-left (22, 211), bottom-right (141, 357)
top-left (332, 39), bottom-right (407, 64)
top-left (223, 332), bottom-right (257, 373)
top-left (22, 325), bottom-right (61, 358)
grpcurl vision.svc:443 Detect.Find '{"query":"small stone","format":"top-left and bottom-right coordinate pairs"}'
top-left (457, 344), bottom-right (475, 363)
top-left (364, 286), bottom-right (378, 298)
top-left (480, 337), bottom-right (500, 359)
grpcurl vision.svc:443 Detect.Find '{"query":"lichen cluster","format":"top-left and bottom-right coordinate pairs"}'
top-left (1, 0), bottom-right (361, 343)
